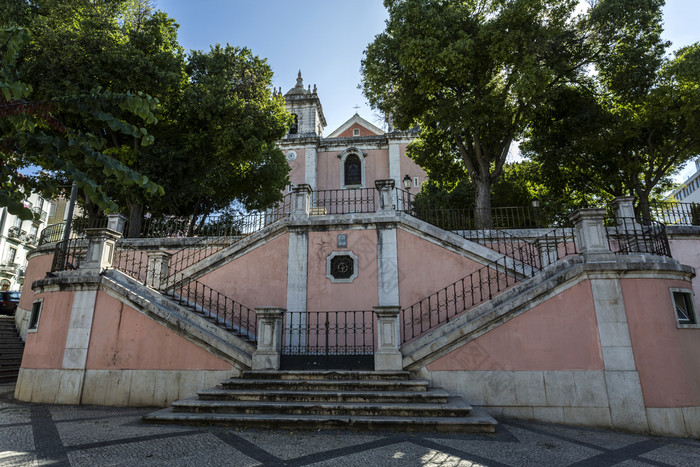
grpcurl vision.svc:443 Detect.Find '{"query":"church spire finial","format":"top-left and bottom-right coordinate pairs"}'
top-left (296, 70), bottom-right (303, 87)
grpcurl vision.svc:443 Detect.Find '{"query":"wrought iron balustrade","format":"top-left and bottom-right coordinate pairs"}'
top-left (281, 310), bottom-right (375, 369)
top-left (401, 256), bottom-right (517, 343)
top-left (650, 201), bottom-right (700, 226)
top-left (51, 237), bottom-right (88, 272)
top-left (312, 188), bottom-right (377, 215)
top-left (606, 217), bottom-right (671, 257)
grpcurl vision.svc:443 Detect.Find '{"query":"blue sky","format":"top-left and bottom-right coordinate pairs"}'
top-left (156, 0), bottom-right (699, 178)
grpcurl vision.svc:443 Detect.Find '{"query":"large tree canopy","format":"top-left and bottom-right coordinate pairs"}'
top-left (524, 0), bottom-right (700, 219)
top-left (1, 26), bottom-right (162, 221)
top-left (4, 0), bottom-right (291, 234)
top-left (362, 0), bottom-right (588, 227)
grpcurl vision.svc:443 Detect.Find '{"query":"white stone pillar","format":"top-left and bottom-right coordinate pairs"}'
top-left (388, 140), bottom-right (401, 187)
top-left (83, 228), bottom-right (121, 271)
top-left (590, 279), bottom-right (649, 432)
top-left (569, 209), bottom-right (611, 258)
top-left (291, 184), bottom-right (312, 220)
top-left (59, 288), bottom-right (98, 403)
top-left (286, 227), bottom-right (308, 349)
top-left (252, 307), bottom-right (285, 370)
top-left (375, 179), bottom-right (396, 214)
top-left (304, 145), bottom-right (317, 191)
top-left (147, 251), bottom-right (171, 290)
top-left (373, 306), bottom-right (403, 371)
top-left (377, 225), bottom-right (399, 307)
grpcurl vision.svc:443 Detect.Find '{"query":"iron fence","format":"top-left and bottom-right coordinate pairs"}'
top-left (167, 278), bottom-right (257, 340)
top-left (112, 242), bottom-right (151, 285)
top-left (51, 238), bottom-right (88, 272)
top-left (401, 257), bottom-right (516, 343)
top-left (281, 310), bottom-right (375, 369)
top-left (650, 201), bottom-right (700, 226)
top-left (312, 188), bottom-right (377, 215)
top-left (606, 217), bottom-right (672, 257)
top-left (132, 194), bottom-right (293, 238)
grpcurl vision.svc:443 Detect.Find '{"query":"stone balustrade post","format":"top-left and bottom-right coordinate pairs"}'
top-left (147, 251), bottom-right (172, 290)
top-left (106, 213), bottom-right (128, 236)
top-left (535, 236), bottom-right (560, 268)
top-left (83, 228), bottom-right (121, 271)
top-left (291, 184), bottom-right (312, 220)
top-left (252, 307), bottom-right (285, 370)
top-left (569, 208), bottom-right (611, 258)
top-left (373, 306), bottom-right (403, 371)
top-left (375, 179), bottom-right (396, 214)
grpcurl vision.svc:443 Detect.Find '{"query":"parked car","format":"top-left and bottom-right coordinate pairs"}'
top-left (0, 291), bottom-right (20, 315)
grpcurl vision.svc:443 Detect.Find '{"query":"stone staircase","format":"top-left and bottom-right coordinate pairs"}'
top-left (144, 370), bottom-right (497, 433)
top-left (0, 316), bottom-right (24, 384)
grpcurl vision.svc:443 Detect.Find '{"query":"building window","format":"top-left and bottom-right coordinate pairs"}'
top-left (670, 288), bottom-right (698, 328)
top-left (344, 155), bottom-right (362, 186)
top-left (289, 114), bottom-right (298, 134)
top-left (7, 248), bottom-right (17, 264)
top-left (29, 299), bottom-right (43, 331)
top-left (326, 251), bottom-right (358, 283)
top-left (353, 128), bottom-right (360, 136)
top-left (413, 176), bottom-right (420, 188)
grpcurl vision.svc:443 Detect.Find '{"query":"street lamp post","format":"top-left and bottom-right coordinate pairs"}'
top-left (532, 197), bottom-right (541, 229)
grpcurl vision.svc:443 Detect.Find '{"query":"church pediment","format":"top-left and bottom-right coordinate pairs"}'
top-left (327, 114), bottom-right (385, 138)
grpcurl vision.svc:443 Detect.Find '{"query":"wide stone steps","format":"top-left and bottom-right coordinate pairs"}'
top-left (0, 316), bottom-right (24, 384)
top-left (196, 387), bottom-right (451, 403)
top-left (144, 370), bottom-right (497, 433)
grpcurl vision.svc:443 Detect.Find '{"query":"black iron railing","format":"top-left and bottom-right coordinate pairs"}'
top-left (313, 188), bottom-right (377, 215)
top-left (51, 238), bottom-right (88, 272)
top-left (401, 257), bottom-right (516, 343)
top-left (133, 194), bottom-right (293, 238)
top-left (168, 278), bottom-right (257, 340)
top-left (650, 201), bottom-right (700, 226)
top-left (606, 217), bottom-right (672, 257)
top-left (281, 310), bottom-right (375, 369)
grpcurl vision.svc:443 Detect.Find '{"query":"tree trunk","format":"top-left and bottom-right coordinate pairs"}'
top-left (474, 177), bottom-right (492, 229)
top-left (636, 192), bottom-right (652, 225)
top-left (127, 203), bottom-right (143, 238)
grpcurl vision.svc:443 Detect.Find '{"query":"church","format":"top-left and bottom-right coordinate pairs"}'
top-left (277, 71), bottom-right (426, 194)
top-left (9, 73), bottom-right (700, 437)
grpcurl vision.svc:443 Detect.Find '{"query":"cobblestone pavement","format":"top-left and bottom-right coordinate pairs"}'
top-left (1, 396), bottom-right (698, 466)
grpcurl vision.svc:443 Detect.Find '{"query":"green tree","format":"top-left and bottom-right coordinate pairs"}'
top-left (12, 0), bottom-right (186, 224)
top-left (525, 0), bottom-right (700, 220)
top-left (1, 26), bottom-right (162, 220)
top-left (362, 0), bottom-right (588, 228)
top-left (156, 44), bottom-right (291, 227)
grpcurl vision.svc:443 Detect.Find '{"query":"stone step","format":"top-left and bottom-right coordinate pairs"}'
top-left (197, 387), bottom-right (450, 404)
top-left (143, 409), bottom-right (497, 433)
top-left (169, 397), bottom-right (472, 418)
top-left (241, 370), bottom-right (411, 381)
top-left (220, 378), bottom-right (430, 392)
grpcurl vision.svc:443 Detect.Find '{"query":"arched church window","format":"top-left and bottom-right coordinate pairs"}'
top-left (289, 114), bottom-right (298, 134)
top-left (344, 154), bottom-right (362, 186)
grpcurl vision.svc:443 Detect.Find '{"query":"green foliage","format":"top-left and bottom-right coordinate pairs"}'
top-left (362, 0), bottom-right (586, 227)
top-left (150, 44), bottom-right (291, 219)
top-left (1, 26), bottom-right (162, 220)
top-left (524, 0), bottom-right (700, 219)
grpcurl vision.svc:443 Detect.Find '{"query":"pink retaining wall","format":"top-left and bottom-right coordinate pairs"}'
top-left (86, 291), bottom-right (230, 371)
top-left (427, 281), bottom-right (604, 371)
top-left (307, 230), bottom-right (378, 311)
top-left (397, 228), bottom-right (490, 308)
top-left (668, 237), bottom-right (700, 313)
top-left (18, 253), bottom-right (54, 312)
top-left (199, 233), bottom-right (289, 310)
top-left (21, 290), bottom-right (75, 369)
top-left (622, 278), bottom-right (700, 407)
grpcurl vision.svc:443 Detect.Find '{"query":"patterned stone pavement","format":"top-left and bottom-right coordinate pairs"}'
top-left (1, 394), bottom-right (698, 466)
